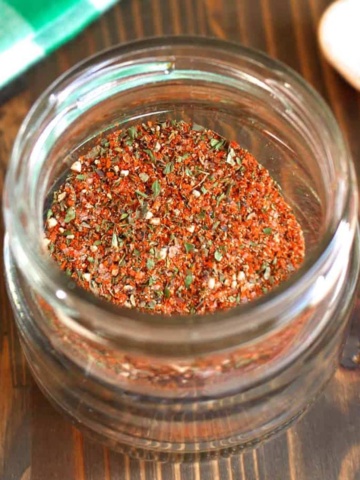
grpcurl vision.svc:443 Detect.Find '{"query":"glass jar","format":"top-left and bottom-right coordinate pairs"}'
top-left (3, 37), bottom-right (359, 460)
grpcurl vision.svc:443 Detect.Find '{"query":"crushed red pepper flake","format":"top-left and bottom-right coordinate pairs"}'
top-left (44, 120), bottom-right (305, 314)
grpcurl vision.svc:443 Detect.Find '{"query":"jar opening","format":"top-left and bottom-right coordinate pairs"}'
top-left (4, 36), bottom-right (357, 348)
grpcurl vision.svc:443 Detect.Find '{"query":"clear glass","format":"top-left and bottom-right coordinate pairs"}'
top-left (3, 37), bottom-right (359, 460)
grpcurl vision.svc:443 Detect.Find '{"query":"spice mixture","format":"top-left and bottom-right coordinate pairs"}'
top-left (44, 120), bottom-right (305, 314)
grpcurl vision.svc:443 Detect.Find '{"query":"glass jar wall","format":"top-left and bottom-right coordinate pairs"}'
top-left (3, 37), bottom-right (359, 460)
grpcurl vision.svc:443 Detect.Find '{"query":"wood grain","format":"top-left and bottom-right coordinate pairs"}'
top-left (1, 0), bottom-right (360, 479)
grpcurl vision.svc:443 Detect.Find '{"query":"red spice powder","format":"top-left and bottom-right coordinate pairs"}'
top-left (44, 120), bottom-right (305, 314)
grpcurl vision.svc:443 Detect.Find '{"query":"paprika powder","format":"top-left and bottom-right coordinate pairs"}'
top-left (44, 120), bottom-right (305, 315)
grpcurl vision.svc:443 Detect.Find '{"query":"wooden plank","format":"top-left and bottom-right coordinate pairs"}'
top-left (30, 386), bottom-right (75, 480)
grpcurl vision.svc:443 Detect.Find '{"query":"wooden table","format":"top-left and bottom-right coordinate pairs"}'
top-left (1, 0), bottom-right (360, 478)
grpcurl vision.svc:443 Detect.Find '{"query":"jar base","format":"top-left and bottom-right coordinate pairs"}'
top-left (4, 228), bottom-right (360, 460)
top-left (18, 343), bottom-right (326, 462)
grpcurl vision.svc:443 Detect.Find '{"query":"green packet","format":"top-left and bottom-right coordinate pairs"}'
top-left (0, 0), bottom-right (118, 90)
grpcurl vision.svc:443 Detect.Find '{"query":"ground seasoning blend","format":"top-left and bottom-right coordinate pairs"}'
top-left (8, 38), bottom-right (358, 456)
top-left (44, 120), bottom-right (305, 315)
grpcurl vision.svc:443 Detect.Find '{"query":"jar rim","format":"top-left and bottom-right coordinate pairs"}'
top-left (4, 35), bottom-right (358, 348)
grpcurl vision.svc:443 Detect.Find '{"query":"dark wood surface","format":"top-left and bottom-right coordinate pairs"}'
top-left (1, 0), bottom-right (360, 478)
